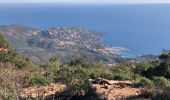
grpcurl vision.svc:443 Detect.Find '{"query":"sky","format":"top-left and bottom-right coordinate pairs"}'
top-left (1, 0), bottom-right (170, 4)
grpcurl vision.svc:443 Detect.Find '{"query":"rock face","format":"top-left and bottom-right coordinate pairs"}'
top-left (0, 24), bottom-right (125, 64)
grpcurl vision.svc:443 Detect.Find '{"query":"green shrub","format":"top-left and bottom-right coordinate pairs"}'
top-left (54, 66), bottom-right (100, 99)
top-left (55, 66), bottom-right (89, 85)
top-left (14, 60), bottom-right (29, 69)
top-left (69, 55), bottom-right (91, 68)
top-left (0, 51), bottom-right (15, 62)
top-left (26, 71), bottom-right (49, 86)
top-left (0, 86), bottom-right (17, 100)
top-left (0, 33), bottom-right (9, 49)
top-left (134, 77), bottom-right (154, 87)
top-left (87, 62), bottom-right (113, 79)
top-left (153, 76), bottom-right (170, 89)
top-left (0, 52), bottom-right (8, 62)
top-left (134, 63), bottom-right (154, 75)
top-left (113, 73), bottom-right (132, 80)
top-left (143, 63), bottom-right (170, 79)
top-left (111, 65), bottom-right (134, 81)
top-left (159, 53), bottom-right (169, 59)
top-left (152, 91), bottom-right (170, 100)
top-left (42, 57), bottom-right (61, 74)
top-left (139, 91), bottom-right (153, 99)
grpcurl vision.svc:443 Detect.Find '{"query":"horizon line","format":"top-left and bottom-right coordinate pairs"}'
top-left (0, 2), bottom-right (170, 5)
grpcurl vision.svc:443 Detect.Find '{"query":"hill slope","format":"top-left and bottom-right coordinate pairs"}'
top-left (0, 24), bottom-right (126, 64)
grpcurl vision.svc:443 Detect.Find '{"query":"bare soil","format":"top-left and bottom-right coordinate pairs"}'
top-left (20, 79), bottom-right (150, 100)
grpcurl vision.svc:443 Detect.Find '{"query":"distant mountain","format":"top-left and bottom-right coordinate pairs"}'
top-left (136, 54), bottom-right (159, 62)
top-left (0, 24), bottom-right (126, 64)
top-left (0, 24), bottom-right (39, 48)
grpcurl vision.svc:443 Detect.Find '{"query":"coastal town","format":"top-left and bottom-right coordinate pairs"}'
top-left (28, 26), bottom-right (128, 56)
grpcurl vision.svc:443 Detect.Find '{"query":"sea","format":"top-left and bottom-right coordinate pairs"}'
top-left (0, 3), bottom-right (170, 57)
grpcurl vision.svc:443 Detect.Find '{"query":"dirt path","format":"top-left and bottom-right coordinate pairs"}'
top-left (20, 83), bottom-right (66, 99)
top-left (20, 80), bottom-right (148, 100)
top-left (92, 79), bottom-right (151, 100)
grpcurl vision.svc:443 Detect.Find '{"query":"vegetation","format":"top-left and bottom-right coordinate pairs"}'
top-left (0, 34), bottom-right (9, 49)
top-left (0, 33), bottom-right (41, 99)
top-left (152, 91), bottom-right (170, 100)
top-left (1, 32), bottom-right (170, 100)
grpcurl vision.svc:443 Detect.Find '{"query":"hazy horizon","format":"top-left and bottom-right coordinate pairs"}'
top-left (1, 0), bottom-right (170, 4)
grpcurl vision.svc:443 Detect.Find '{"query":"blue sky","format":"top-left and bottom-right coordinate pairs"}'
top-left (1, 0), bottom-right (170, 4)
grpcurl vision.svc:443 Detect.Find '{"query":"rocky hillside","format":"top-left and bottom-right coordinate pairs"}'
top-left (0, 24), bottom-right (126, 64)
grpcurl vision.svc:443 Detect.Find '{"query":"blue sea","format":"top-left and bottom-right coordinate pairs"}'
top-left (0, 3), bottom-right (170, 57)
